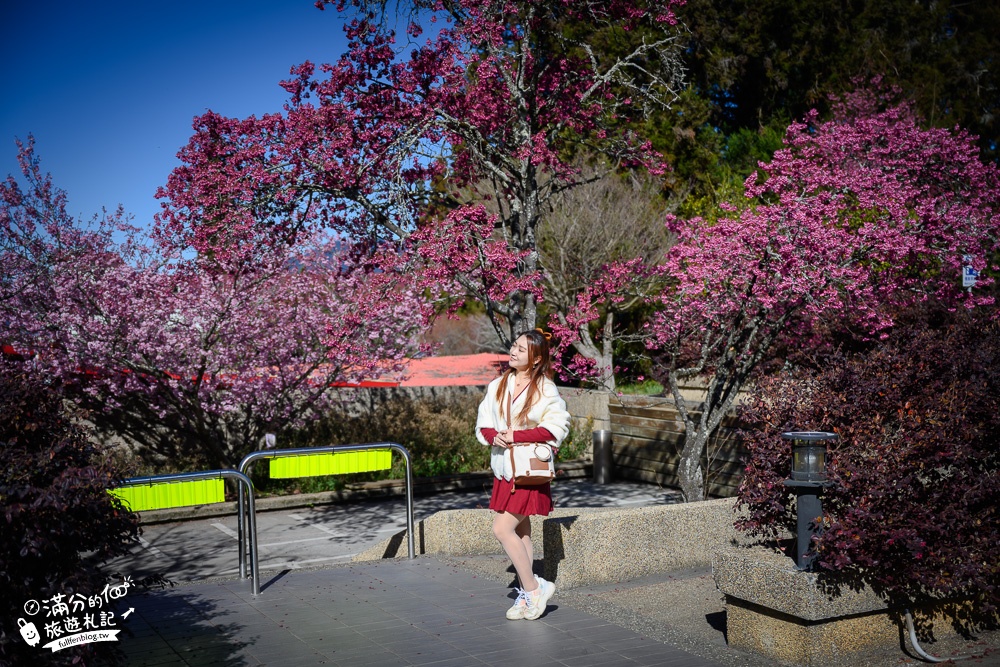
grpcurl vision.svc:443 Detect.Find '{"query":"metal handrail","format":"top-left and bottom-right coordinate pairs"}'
top-left (236, 442), bottom-right (415, 580)
top-left (113, 470), bottom-right (261, 596)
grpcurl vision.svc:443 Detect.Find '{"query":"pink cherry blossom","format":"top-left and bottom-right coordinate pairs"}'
top-left (645, 88), bottom-right (1000, 501)
top-left (1, 138), bottom-right (427, 468)
top-left (156, 0), bottom-right (686, 348)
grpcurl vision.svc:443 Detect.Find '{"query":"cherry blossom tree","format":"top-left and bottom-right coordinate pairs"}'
top-left (646, 89), bottom-right (1000, 502)
top-left (1, 139), bottom-right (427, 469)
top-left (155, 0), bottom-right (686, 346)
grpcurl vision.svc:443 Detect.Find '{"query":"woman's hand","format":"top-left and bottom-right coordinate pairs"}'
top-left (493, 429), bottom-right (515, 448)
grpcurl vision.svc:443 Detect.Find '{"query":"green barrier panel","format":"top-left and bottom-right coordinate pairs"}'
top-left (268, 449), bottom-right (392, 479)
top-left (109, 478), bottom-right (225, 512)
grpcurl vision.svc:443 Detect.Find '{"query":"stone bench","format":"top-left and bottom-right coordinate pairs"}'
top-left (354, 498), bottom-right (740, 589)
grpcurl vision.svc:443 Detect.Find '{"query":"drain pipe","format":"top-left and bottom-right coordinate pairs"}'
top-left (905, 609), bottom-right (975, 663)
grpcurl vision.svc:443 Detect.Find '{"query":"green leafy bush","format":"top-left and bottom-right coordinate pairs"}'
top-left (616, 380), bottom-right (664, 395)
top-left (0, 359), bottom-right (141, 666)
top-left (557, 416), bottom-right (593, 461)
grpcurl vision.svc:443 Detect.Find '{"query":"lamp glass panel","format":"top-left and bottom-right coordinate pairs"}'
top-left (791, 445), bottom-right (826, 479)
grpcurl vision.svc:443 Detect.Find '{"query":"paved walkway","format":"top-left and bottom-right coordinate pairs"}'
top-left (103, 477), bottom-right (994, 667)
top-left (115, 556), bottom-right (725, 667)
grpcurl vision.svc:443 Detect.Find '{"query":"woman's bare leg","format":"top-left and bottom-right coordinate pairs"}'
top-left (493, 511), bottom-right (538, 591)
top-left (515, 515), bottom-right (533, 568)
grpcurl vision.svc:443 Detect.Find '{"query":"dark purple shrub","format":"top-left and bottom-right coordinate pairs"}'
top-left (736, 307), bottom-right (999, 611)
top-left (0, 359), bottom-right (140, 666)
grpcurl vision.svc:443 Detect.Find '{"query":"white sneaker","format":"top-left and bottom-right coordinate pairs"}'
top-left (506, 588), bottom-right (529, 620)
top-left (522, 577), bottom-right (555, 620)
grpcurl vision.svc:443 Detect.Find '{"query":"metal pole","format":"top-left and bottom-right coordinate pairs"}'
top-left (782, 479), bottom-right (825, 570)
top-left (793, 488), bottom-right (823, 570)
top-left (237, 483), bottom-right (246, 578)
top-left (396, 443), bottom-right (416, 560)
top-left (592, 430), bottom-right (613, 484)
top-left (117, 470), bottom-right (260, 595)
top-left (242, 473), bottom-right (260, 595)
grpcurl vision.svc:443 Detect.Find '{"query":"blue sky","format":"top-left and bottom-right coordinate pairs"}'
top-left (1, 1), bottom-right (350, 228)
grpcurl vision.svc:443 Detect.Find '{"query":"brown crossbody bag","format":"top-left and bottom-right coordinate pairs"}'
top-left (505, 392), bottom-right (555, 493)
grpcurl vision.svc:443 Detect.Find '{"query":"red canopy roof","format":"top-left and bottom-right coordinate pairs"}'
top-left (399, 353), bottom-right (507, 387)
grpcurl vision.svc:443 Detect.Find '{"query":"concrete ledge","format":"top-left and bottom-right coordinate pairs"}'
top-left (354, 498), bottom-right (741, 590)
top-left (352, 507), bottom-right (598, 562)
top-left (560, 386), bottom-right (611, 432)
top-left (713, 545), bottom-right (999, 666)
top-left (723, 601), bottom-right (901, 666)
top-left (713, 545), bottom-right (888, 621)
top-left (543, 499), bottom-right (739, 588)
top-left (713, 545), bottom-right (894, 665)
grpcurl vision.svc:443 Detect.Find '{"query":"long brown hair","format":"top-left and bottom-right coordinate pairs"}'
top-left (495, 329), bottom-right (553, 426)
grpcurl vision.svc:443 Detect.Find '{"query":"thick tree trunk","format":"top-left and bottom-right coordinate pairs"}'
top-left (506, 290), bottom-right (537, 340)
top-left (666, 369), bottom-right (712, 503)
top-left (595, 355), bottom-right (615, 392)
top-left (677, 429), bottom-right (707, 502)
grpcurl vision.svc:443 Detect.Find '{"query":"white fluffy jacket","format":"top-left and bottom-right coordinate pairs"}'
top-left (475, 376), bottom-right (571, 481)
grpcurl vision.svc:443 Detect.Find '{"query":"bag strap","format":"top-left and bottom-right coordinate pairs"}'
top-left (505, 391), bottom-right (514, 493)
top-left (508, 446), bottom-right (517, 494)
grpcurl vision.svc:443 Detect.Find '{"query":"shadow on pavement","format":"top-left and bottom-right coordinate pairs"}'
top-left (115, 587), bottom-right (254, 666)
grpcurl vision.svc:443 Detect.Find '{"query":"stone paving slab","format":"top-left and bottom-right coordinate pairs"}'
top-left (114, 556), bottom-right (728, 667)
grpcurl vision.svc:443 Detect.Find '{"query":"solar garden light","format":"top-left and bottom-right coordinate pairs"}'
top-left (782, 431), bottom-right (837, 570)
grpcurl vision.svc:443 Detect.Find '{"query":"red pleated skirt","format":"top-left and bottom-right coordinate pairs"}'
top-left (489, 476), bottom-right (553, 516)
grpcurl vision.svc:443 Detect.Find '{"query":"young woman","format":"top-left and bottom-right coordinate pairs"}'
top-left (475, 329), bottom-right (571, 620)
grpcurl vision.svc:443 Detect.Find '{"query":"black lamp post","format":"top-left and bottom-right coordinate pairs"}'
top-left (782, 431), bottom-right (837, 570)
